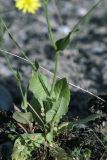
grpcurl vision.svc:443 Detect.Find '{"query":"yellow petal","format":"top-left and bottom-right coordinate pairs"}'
top-left (15, 0), bottom-right (41, 14)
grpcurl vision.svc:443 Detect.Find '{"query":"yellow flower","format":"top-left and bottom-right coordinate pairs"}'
top-left (15, 0), bottom-right (41, 14)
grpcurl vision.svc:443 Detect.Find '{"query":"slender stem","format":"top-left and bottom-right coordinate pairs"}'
top-left (50, 52), bottom-right (59, 96)
top-left (2, 49), bottom-right (17, 78)
top-left (2, 48), bottom-right (26, 105)
top-left (0, 17), bottom-right (36, 70)
top-left (27, 102), bottom-right (45, 126)
top-left (1, 46), bottom-right (27, 112)
top-left (43, 0), bottom-right (59, 96)
top-left (43, 0), bottom-right (56, 50)
top-left (67, 0), bottom-right (102, 41)
top-left (0, 17), bottom-right (37, 109)
top-left (17, 123), bottom-right (28, 133)
top-left (0, 49), bottom-right (105, 102)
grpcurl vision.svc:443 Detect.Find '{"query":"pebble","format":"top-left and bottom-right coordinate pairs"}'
top-left (0, 63), bottom-right (12, 77)
top-left (58, 26), bottom-right (70, 35)
top-left (91, 46), bottom-right (105, 55)
top-left (0, 0), bottom-right (107, 111)
top-left (76, 7), bottom-right (87, 17)
top-left (0, 85), bottom-right (13, 112)
top-left (0, 141), bottom-right (13, 160)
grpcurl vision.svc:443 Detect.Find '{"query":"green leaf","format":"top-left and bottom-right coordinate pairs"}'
top-left (29, 71), bottom-right (47, 101)
top-left (22, 133), bottom-right (45, 147)
top-left (39, 73), bottom-right (51, 96)
top-left (55, 28), bottom-right (79, 51)
top-left (46, 78), bottom-right (70, 124)
top-left (29, 71), bottom-right (51, 101)
top-left (73, 113), bottom-right (105, 125)
top-left (56, 29), bottom-right (79, 52)
top-left (50, 144), bottom-right (71, 160)
top-left (21, 92), bottom-right (28, 110)
top-left (46, 131), bottom-right (53, 143)
top-left (12, 139), bottom-right (29, 160)
top-left (43, 97), bottom-right (54, 113)
top-left (13, 112), bottom-right (33, 124)
top-left (83, 148), bottom-right (91, 159)
top-left (54, 78), bottom-right (70, 100)
top-left (29, 97), bottom-right (44, 126)
top-left (52, 78), bottom-right (70, 124)
top-left (58, 113), bottom-right (105, 134)
top-left (29, 70), bottom-right (52, 119)
top-left (55, 32), bottom-right (71, 52)
top-left (46, 109), bottom-right (55, 123)
top-left (55, 0), bottom-right (102, 52)
top-left (16, 70), bottom-right (28, 111)
top-left (58, 122), bottom-right (73, 134)
top-left (12, 133), bottom-right (44, 160)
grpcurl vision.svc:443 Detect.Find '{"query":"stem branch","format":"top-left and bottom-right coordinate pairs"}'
top-left (43, 0), bottom-right (59, 96)
top-left (50, 52), bottom-right (59, 96)
top-left (43, 0), bottom-right (56, 50)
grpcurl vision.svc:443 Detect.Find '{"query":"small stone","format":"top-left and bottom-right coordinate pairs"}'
top-left (76, 7), bottom-right (87, 17)
top-left (44, 44), bottom-right (55, 60)
top-left (94, 27), bottom-right (107, 36)
top-left (89, 68), bottom-right (100, 81)
top-left (58, 26), bottom-right (70, 35)
top-left (91, 46), bottom-right (104, 55)
top-left (0, 141), bottom-right (13, 159)
top-left (0, 63), bottom-right (12, 77)
top-left (0, 85), bottom-right (13, 112)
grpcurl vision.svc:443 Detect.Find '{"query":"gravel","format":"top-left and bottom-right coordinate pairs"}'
top-left (0, 0), bottom-right (107, 113)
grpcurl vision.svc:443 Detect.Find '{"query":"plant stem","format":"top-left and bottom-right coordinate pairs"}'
top-left (43, 0), bottom-right (56, 50)
top-left (43, 0), bottom-right (59, 96)
top-left (17, 123), bottom-right (28, 133)
top-left (0, 17), bottom-right (36, 70)
top-left (27, 102), bottom-right (45, 127)
top-left (50, 52), bottom-right (59, 96)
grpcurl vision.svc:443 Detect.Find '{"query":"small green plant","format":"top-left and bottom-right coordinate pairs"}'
top-left (70, 148), bottom-right (91, 160)
top-left (0, 0), bottom-right (104, 159)
top-left (12, 67), bottom-right (71, 159)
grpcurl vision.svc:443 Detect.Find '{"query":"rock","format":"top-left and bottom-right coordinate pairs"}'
top-left (76, 7), bottom-right (87, 17)
top-left (0, 85), bottom-right (13, 112)
top-left (0, 0), bottom-right (107, 109)
top-left (44, 44), bottom-right (55, 60)
top-left (58, 26), bottom-right (70, 35)
top-left (91, 46), bottom-right (105, 55)
top-left (5, 77), bottom-right (22, 105)
top-left (0, 141), bottom-right (13, 160)
top-left (0, 63), bottom-right (12, 77)
top-left (89, 67), bottom-right (101, 81)
top-left (94, 27), bottom-right (107, 37)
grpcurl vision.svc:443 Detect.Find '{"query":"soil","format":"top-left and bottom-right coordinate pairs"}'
top-left (0, 0), bottom-right (107, 159)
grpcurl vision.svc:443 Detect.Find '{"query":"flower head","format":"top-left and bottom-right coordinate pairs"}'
top-left (15, 0), bottom-right (41, 14)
